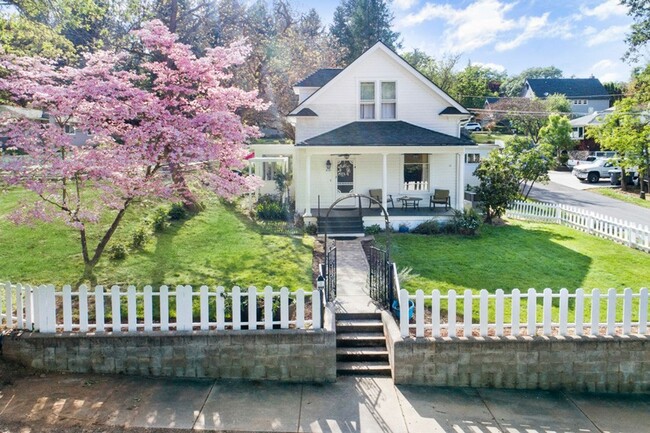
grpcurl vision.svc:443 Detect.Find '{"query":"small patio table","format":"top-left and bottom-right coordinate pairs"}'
top-left (397, 196), bottom-right (422, 210)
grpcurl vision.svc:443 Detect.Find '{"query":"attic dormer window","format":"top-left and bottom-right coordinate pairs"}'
top-left (381, 82), bottom-right (396, 119)
top-left (360, 82), bottom-right (375, 119)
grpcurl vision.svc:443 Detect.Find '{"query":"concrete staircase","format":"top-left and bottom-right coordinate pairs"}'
top-left (335, 312), bottom-right (391, 377)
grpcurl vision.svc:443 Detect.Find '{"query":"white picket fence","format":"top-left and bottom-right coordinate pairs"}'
top-left (0, 283), bottom-right (321, 334)
top-left (397, 287), bottom-right (649, 338)
top-left (507, 200), bottom-right (650, 252)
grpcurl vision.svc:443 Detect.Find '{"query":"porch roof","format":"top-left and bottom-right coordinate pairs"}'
top-left (297, 121), bottom-right (476, 147)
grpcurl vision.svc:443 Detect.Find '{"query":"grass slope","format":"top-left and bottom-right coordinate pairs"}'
top-left (0, 188), bottom-right (312, 289)
top-left (589, 188), bottom-right (650, 210)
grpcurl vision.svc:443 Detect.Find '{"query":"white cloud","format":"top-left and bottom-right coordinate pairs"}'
top-left (585, 59), bottom-right (630, 82)
top-left (398, 0), bottom-right (571, 54)
top-left (472, 62), bottom-right (506, 73)
top-left (393, 0), bottom-right (418, 10)
top-left (580, 0), bottom-right (628, 21)
top-left (583, 26), bottom-right (598, 36)
top-left (585, 24), bottom-right (630, 46)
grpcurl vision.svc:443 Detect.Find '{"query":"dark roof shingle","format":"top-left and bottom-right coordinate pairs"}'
top-left (288, 108), bottom-right (318, 117)
top-left (439, 106), bottom-right (465, 115)
top-left (294, 68), bottom-right (343, 88)
top-left (525, 78), bottom-right (608, 99)
top-left (299, 121), bottom-right (475, 146)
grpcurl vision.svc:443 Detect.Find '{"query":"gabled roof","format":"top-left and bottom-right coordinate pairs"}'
top-left (525, 78), bottom-right (608, 100)
top-left (288, 108), bottom-right (318, 117)
top-left (569, 107), bottom-right (615, 127)
top-left (484, 97), bottom-right (501, 105)
top-left (294, 69), bottom-right (343, 88)
top-left (298, 121), bottom-right (476, 147)
top-left (289, 41), bottom-right (470, 116)
top-left (439, 107), bottom-right (465, 115)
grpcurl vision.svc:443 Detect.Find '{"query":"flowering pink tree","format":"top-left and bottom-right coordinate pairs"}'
top-left (0, 20), bottom-right (266, 282)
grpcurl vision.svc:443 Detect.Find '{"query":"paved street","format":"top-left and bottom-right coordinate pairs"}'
top-left (528, 171), bottom-right (650, 227)
top-left (1, 373), bottom-right (649, 433)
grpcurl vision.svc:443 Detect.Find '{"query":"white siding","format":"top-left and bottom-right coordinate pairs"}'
top-left (294, 48), bottom-right (461, 143)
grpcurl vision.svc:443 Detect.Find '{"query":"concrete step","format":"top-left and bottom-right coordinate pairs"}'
top-left (336, 313), bottom-right (382, 321)
top-left (336, 347), bottom-right (389, 362)
top-left (336, 320), bottom-right (384, 333)
top-left (336, 333), bottom-right (387, 347)
top-left (336, 362), bottom-right (392, 377)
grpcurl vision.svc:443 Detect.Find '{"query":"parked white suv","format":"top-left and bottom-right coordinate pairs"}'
top-left (572, 159), bottom-right (616, 183)
top-left (463, 122), bottom-right (482, 131)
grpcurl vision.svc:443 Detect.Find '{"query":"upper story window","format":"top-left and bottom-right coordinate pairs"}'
top-left (360, 82), bottom-right (375, 119)
top-left (64, 124), bottom-right (76, 135)
top-left (465, 153), bottom-right (480, 164)
top-left (381, 82), bottom-right (396, 119)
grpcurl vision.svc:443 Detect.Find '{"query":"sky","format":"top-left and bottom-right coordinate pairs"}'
top-left (291, 0), bottom-right (647, 83)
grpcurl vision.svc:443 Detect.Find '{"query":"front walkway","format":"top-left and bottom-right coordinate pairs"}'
top-left (332, 239), bottom-right (382, 314)
top-left (1, 372), bottom-right (648, 432)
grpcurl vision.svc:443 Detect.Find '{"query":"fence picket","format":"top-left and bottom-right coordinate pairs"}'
top-left (495, 289), bottom-right (504, 337)
top-left (280, 287), bottom-right (289, 329)
top-left (543, 288), bottom-right (552, 336)
top-left (4, 283), bottom-right (12, 327)
top-left (591, 289), bottom-right (601, 336)
top-left (432, 290), bottom-right (440, 337)
top-left (575, 289), bottom-right (584, 336)
top-left (127, 285), bottom-right (137, 332)
top-left (264, 286), bottom-right (273, 330)
top-left (144, 285), bottom-right (153, 332)
top-left (639, 288), bottom-right (648, 335)
top-left (200, 285), bottom-right (209, 331)
top-left (63, 285), bottom-right (72, 332)
top-left (527, 288), bottom-right (537, 336)
top-left (95, 286), bottom-right (105, 333)
top-left (448, 290), bottom-right (456, 337)
top-left (607, 288), bottom-right (617, 336)
top-left (512, 289), bottom-right (520, 336)
top-left (79, 285), bottom-right (88, 333)
top-left (111, 285), bottom-right (121, 333)
top-left (232, 286), bottom-right (241, 330)
top-left (623, 288), bottom-right (632, 335)
top-left (416, 290), bottom-right (424, 337)
top-left (160, 285), bottom-right (169, 332)
top-left (400, 289), bottom-right (410, 337)
top-left (312, 289), bottom-right (321, 330)
top-left (559, 289), bottom-right (568, 335)
top-left (296, 289), bottom-right (305, 329)
top-left (216, 287), bottom-right (225, 330)
top-left (25, 284), bottom-right (34, 331)
top-left (248, 286), bottom-right (257, 330)
top-left (480, 290), bottom-right (488, 337)
top-left (463, 290), bottom-right (473, 337)
top-left (16, 284), bottom-right (24, 329)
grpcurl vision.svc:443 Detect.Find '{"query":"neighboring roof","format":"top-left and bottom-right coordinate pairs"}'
top-left (294, 68), bottom-right (343, 88)
top-left (288, 108), bottom-right (318, 117)
top-left (525, 78), bottom-right (608, 100)
top-left (298, 121), bottom-right (476, 146)
top-left (569, 107), bottom-right (615, 127)
top-left (439, 107), bottom-right (466, 115)
top-left (289, 42), bottom-right (470, 116)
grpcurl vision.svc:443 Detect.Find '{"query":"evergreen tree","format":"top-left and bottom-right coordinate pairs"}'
top-left (330, 0), bottom-right (400, 65)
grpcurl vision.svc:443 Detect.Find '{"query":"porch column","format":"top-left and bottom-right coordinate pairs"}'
top-left (382, 153), bottom-right (388, 211)
top-left (456, 152), bottom-right (464, 210)
top-left (305, 153), bottom-right (312, 216)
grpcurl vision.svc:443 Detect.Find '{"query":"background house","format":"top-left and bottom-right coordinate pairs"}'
top-left (521, 78), bottom-right (610, 115)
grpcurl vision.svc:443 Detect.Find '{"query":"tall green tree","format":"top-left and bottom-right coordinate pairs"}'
top-left (330, 0), bottom-right (400, 65)
top-left (451, 64), bottom-right (501, 108)
top-left (501, 66), bottom-right (563, 97)
top-left (402, 49), bottom-right (459, 93)
top-left (474, 151), bottom-right (520, 224)
top-left (621, 0), bottom-right (650, 62)
top-left (504, 136), bottom-right (553, 200)
top-left (539, 114), bottom-right (573, 163)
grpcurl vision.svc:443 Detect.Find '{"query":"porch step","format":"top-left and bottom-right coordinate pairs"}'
top-left (318, 215), bottom-right (364, 235)
top-left (336, 362), bottom-right (392, 377)
top-left (336, 312), bottom-right (390, 377)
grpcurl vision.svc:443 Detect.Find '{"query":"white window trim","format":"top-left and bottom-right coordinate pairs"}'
top-left (358, 79), bottom-right (398, 121)
top-left (400, 153), bottom-right (430, 193)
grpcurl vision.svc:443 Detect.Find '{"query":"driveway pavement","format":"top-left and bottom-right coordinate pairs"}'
top-left (1, 372), bottom-right (649, 433)
top-left (528, 171), bottom-right (650, 227)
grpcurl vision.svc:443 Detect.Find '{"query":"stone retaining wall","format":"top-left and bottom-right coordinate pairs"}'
top-left (1, 329), bottom-right (336, 383)
top-left (382, 314), bottom-right (650, 393)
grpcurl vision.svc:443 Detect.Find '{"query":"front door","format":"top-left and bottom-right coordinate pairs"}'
top-left (335, 159), bottom-right (355, 198)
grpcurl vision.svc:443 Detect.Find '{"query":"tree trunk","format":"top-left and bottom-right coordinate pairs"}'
top-left (169, 162), bottom-right (202, 212)
top-left (169, 0), bottom-right (178, 33)
top-left (524, 179), bottom-right (537, 200)
top-left (621, 167), bottom-right (628, 192)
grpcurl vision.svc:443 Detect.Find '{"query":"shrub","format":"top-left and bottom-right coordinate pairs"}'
top-left (451, 208), bottom-right (482, 235)
top-left (364, 224), bottom-right (382, 235)
top-left (412, 219), bottom-right (440, 235)
top-left (256, 200), bottom-right (288, 221)
top-left (304, 223), bottom-right (318, 235)
top-left (108, 243), bottom-right (128, 260)
top-left (151, 208), bottom-right (169, 232)
top-left (168, 203), bottom-right (187, 220)
top-left (131, 224), bottom-right (150, 249)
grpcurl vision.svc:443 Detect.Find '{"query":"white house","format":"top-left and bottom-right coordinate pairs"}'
top-left (251, 42), bottom-right (480, 230)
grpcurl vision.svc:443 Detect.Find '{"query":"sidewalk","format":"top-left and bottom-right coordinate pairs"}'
top-left (1, 372), bottom-right (649, 432)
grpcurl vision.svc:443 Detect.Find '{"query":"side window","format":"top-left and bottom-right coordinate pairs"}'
top-left (360, 82), bottom-right (375, 119)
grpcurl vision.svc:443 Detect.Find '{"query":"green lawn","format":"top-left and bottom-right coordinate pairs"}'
top-left (381, 220), bottom-right (650, 294)
top-left (589, 187), bottom-right (650, 210)
top-left (0, 188), bottom-right (313, 289)
top-left (470, 132), bottom-right (514, 144)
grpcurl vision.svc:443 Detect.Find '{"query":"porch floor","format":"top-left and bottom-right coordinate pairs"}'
top-left (311, 206), bottom-right (455, 218)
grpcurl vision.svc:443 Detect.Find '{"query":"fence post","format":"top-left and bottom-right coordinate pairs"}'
top-left (639, 288), bottom-right (648, 335)
top-left (312, 289), bottom-right (321, 330)
top-left (35, 285), bottom-right (56, 333)
top-left (555, 204), bottom-right (562, 224)
top-left (400, 289), bottom-right (409, 338)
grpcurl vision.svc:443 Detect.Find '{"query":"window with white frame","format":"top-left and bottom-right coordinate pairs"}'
top-left (465, 153), bottom-right (480, 163)
top-left (360, 82), bottom-right (375, 119)
top-left (403, 154), bottom-right (429, 191)
top-left (381, 82), bottom-right (396, 119)
top-left (64, 124), bottom-right (76, 135)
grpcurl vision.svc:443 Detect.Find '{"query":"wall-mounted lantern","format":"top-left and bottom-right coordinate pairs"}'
top-left (326, 160), bottom-right (332, 171)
